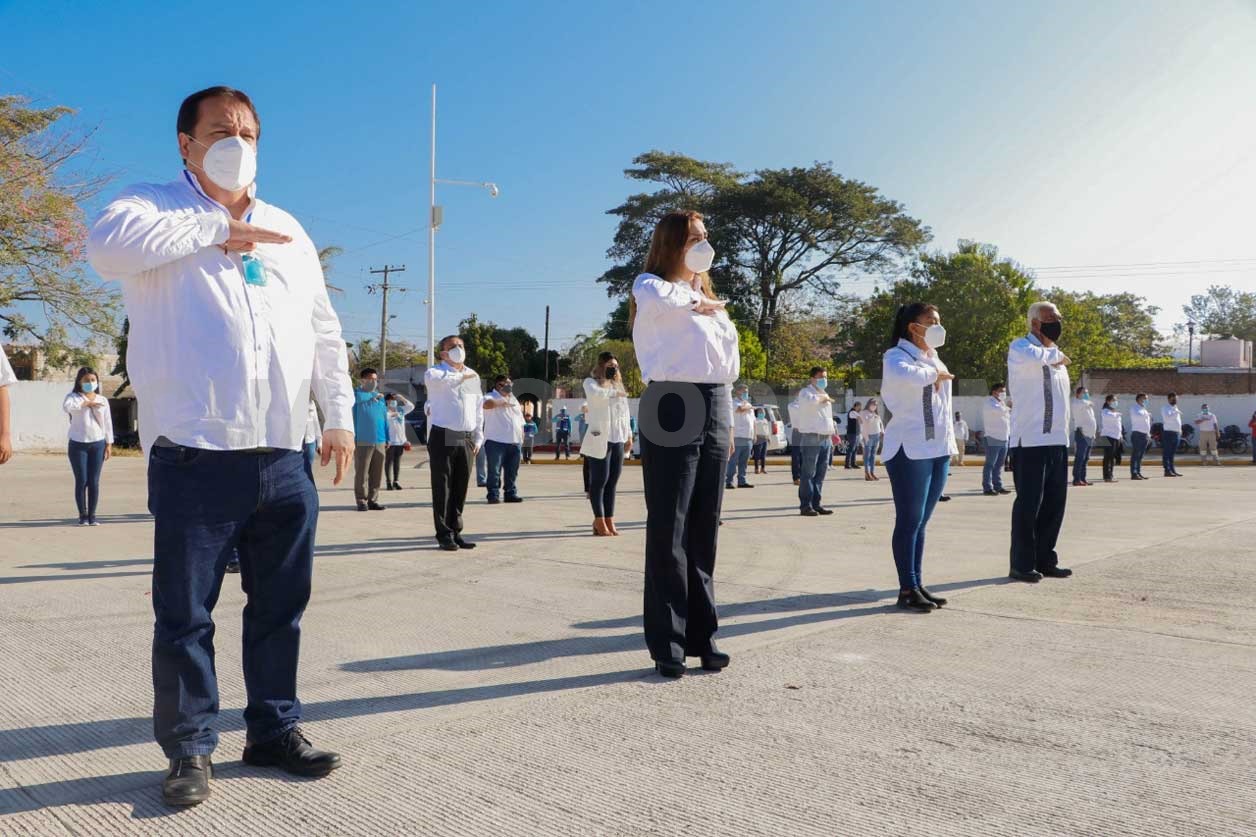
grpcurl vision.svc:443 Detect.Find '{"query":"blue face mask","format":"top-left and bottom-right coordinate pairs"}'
top-left (82, 382), bottom-right (97, 393)
top-left (815, 378), bottom-right (828, 391)
top-left (1110, 401), bottom-right (1119, 409)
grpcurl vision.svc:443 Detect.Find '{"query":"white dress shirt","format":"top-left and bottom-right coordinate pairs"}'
top-left (1100, 407), bottom-right (1123, 439)
top-left (1072, 398), bottom-right (1097, 437)
top-left (631, 273), bottom-right (739, 385)
top-left (982, 396), bottom-right (1010, 442)
top-left (482, 389), bottom-right (524, 445)
top-left (0, 347), bottom-right (16, 387)
top-left (1161, 404), bottom-right (1182, 433)
top-left (732, 399), bottom-right (756, 439)
top-left (1196, 412), bottom-right (1220, 433)
top-left (304, 401), bottom-right (322, 446)
top-left (86, 172), bottom-right (355, 452)
top-left (794, 384), bottom-right (836, 435)
top-left (880, 339), bottom-right (957, 461)
top-left (386, 395), bottom-right (415, 446)
top-left (582, 377), bottom-right (633, 458)
top-left (858, 409), bottom-right (884, 440)
top-left (423, 362), bottom-right (485, 447)
top-left (63, 393), bottom-right (114, 444)
top-left (754, 417), bottom-right (770, 439)
top-left (1129, 403), bottom-right (1152, 435)
top-left (954, 419), bottom-right (969, 442)
top-left (1007, 334), bottom-right (1072, 448)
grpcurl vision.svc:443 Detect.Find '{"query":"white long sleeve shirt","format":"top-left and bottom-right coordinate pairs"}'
top-left (1071, 398), bottom-right (1097, 437)
top-left (86, 172), bottom-right (355, 452)
top-left (424, 362), bottom-right (485, 446)
top-left (954, 419), bottom-right (969, 442)
top-left (0, 347), bottom-right (16, 387)
top-left (1007, 334), bottom-right (1072, 448)
top-left (386, 395), bottom-right (415, 446)
top-left (732, 399), bottom-right (756, 439)
top-left (482, 390), bottom-right (524, 445)
top-left (1100, 407), bottom-right (1123, 439)
top-left (858, 409), bottom-right (884, 440)
top-left (1161, 404), bottom-right (1183, 433)
top-left (1129, 403), bottom-right (1152, 435)
top-left (304, 400), bottom-right (322, 446)
top-left (63, 393), bottom-right (114, 444)
top-left (880, 339), bottom-right (957, 460)
top-left (793, 385), bottom-right (836, 435)
top-left (631, 273), bottom-right (739, 385)
top-left (1195, 412), bottom-right (1220, 433)
top-left (982, 396), bottom-right (1011, 442)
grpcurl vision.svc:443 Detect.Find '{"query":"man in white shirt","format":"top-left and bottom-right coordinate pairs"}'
top-left (795, 367), bottom-right (836, 516)
top-left (1128, 393), bottom-right (1153, 480)
top-left (952, 411), bottom-right (969, 467)
top-left (424, 334), bottom-right (485, 548)
top-left (1070, 385), bottom-right (1097, 486)
top-left (1160, 392), bottom-right (1183, 477)
top-left (1195, 404), bottom-right (1221, 464)
top-left (981, 382), bottom-right (1011, 495)
top-left (0, 345), bottom-right (15, 465)
top-left (482, 373), bottom-right (525, 503)
top-left (1006, 301), bottom-right (1074, 583)
top-left (85, 87), bottom-right (353, 805)
top-left (725, 384), bottom-right (756, 489)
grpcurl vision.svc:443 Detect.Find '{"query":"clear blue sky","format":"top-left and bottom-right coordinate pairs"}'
top-left (3, 0), bottom-right (1255, 352)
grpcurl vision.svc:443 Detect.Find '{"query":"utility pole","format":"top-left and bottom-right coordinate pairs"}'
top-left (367, 265), bottom-right (407, 376)
top-left (542, 305), bottom-right (551, 385)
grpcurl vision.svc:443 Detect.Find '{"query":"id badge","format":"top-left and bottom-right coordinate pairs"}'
top-left (241, 253), bottom-right (268, 287)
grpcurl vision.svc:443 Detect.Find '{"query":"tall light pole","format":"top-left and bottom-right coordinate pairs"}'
top-left (426, 83), bottom-right (499, 366)
top-left (1187, 320), bottom-right (1196, 366)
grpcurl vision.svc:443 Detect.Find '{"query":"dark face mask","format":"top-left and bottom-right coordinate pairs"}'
top-left (605, 366), bottom-right (618, 378)
top-left (500, 384), bottom-right (513, 394)
top-left (1039, 320), bottom-right (1063, 342)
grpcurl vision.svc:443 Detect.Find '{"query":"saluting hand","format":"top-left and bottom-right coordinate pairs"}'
top-left (222, 218), bottom-right (293, 253)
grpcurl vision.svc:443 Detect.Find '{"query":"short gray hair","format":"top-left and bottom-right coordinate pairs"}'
top-left (1027, 301), bottom-right (1059, 332)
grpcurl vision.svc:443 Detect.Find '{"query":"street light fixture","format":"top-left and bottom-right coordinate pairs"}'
top-left (426, 83), bottom-right (499, 366)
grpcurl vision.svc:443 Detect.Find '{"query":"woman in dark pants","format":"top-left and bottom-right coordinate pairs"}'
top-left (1100, 395), bottom-right (1123, 482)
top-left (632, 210), bottom-right (740, 679)
top-left (583, 352), bottom-right (633, 536)
top-left (63, 367), bottom-right (113, 525)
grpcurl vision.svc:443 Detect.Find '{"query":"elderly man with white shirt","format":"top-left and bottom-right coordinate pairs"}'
top-left (0, 345), bottom-right (16, 465)
top-left (1160, 392), bottom-right (1184, 477)
top-left (981, 382), bottom-right (1011, 495)
top-left (424, 334), bottom-right (485, 549)
top-left (86, 87), bottom-right (354, 805)
top-left (795, 366), bottom-right (837, 516)
top-left (1006, 301), bottom-right (1074, 583)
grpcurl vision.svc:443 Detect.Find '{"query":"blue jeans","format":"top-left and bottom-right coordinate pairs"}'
top-left (67, 439), bottom-right (106, 520)
top-left (1130, 431), bottom-right (1148, 477)
top-left (884, 451), bottom-right (949, 590)
top-left (475, 444), bottom-right (488, 485)
top-left (844, 432), bottom-right (859, 468)
top-left (797, 433), bottom-right (832, 511)
top-left (983, 440), bottom-right (1007, 491)
top-left (1073, 430), bottom-right (1092, 483)
top-left (303, 441), bottom-right (317, 482)
top-left (587, 442), bottom-right (624, 517)
top-left (863, 433), bottom-right (880, 475)
top-left (1161, 430), bottom-right (1179, 474)
top-left (148, 445), bottom-right (317, 758)
top-left (726, 438), bottom-right (752, 485)
top-left (790, 432), bottom-right (802, 480)
top-left (485, 440), bottom-right (521, 500)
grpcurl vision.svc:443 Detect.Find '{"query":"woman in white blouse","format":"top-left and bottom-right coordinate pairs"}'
top-left (583, 351), bottom-right (634, 536)
top-left (859, 399), bottom-right (884, 481)
top-left (631, 210), bottom-right (739, 678)
top-left (63, 367), bottom-right (113, 525)
top-left (1100, 394), bottom-right (1124, 483)
top-left (880, 303), bottom-right (957, 612)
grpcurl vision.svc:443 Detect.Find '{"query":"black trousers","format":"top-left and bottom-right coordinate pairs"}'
top-left (640, 381), bottom-right (729, 663)
top-left (427, 425), bottom-right (473, 542)
top-left (385, 444), bottom-right (405, 484)
top-left (1009, 445), bottom-right (1068, 574)
top-left (1102, 437), bottom-right (1119, 480)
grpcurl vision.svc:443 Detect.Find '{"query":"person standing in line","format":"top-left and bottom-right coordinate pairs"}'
top-left (1161, 393), bottom-right (1183, 477)
top-left (553, 406), bottom-right (572, 459)
top-left (1128, 393), bottom-right (1152, 481)
top-left (0, 345), bottom-right (14, 465)
top-left (982, 382), bottom-right (1012, 495)
top-left (424, 335), bottom-right (484, 551)
top-left (383, 392), bottom-right (415, 491)
top-left (632, 209), bottom-right (738, 678)
top-left (303, 399), bottom-right (322, 482)
top-left (880, 302), bottom-right (957, 612)
top-left (475, 427), bottom-right (489, 488)
top-left (63, 367), bottom-right (114, 525)
top-left (352, 368), bottom-right (388, 512)
top-left (86, 86), bottom-right (354, 805)
top-left (578, 402), bottom-right (592, 496)
top-left (751, 408), bottom-right (770, 474)
top-left (859, 398), bottom-right (884, 481)
top-left (788, 398), bottom-right (802, 485)
top-left (522, 408), bottom-right (537, 464)
top-left (1100, 395), bottom-right (1123, 483)
top-left (1249, 410), bottom-right (1256, 465)
top-left (482, 374), bottom-right (524, 504)
top-left (952, 412), bottom-right (969, 468)
top-left (1195, 405), bottom-right (1221, 465)
top-left (844, 401), bottom-right (862, 469)
top-left (1070, 385), bottom-right (1096, 487)
top-left (1007, 301), bottom-right (1074, 583)
top-left (725, 384), bottom-right (755, 489)
top-left (795, 367), bottom-right (836, 517)
top-left (584, 352), bottom-right (633, 535)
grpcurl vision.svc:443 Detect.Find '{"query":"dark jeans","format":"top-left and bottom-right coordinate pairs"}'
top-left (797, 434), bottom-right (831, 511)
top-left (983, 440), bottom-right (1007, 491)
top-left (884, 451), bottom-right (949, 590)
top-left (522, 440), bottom-right (534, 463)
top-left (1130, 431), bottom-right (1148, 477)
top-left (1072, 430), bottom-right (1092, 483)
top-left (303, 441), bottom-right (317, 482)
top-left (475, 444), bottom-right (487, 486)
top-left (751, 438), bottom-right (767, 470)
top-left (790, 431), bottom-right (802, 480)
top-left (1102, 437), bottom-right (1119, 480)
top-left (148, 445), bottom-right (316, 758)
top-left (67, 439), bottom-right (106, 520)
top-left (844, 432), bottom-right (859, 468)
top-left (640, 382), bottom-right (729, 663)
top-left (385, 444), bottom-right (405, 484)
top-left (428, 425), bottom-right (473, 542)
top-left (725, 438), bottom-right (752, 485)
top-left (554, 430), bottom-right (571, 458)
top-left (587, 443), bottom-right (624, 517)
top-left (1161, 430), bottom-right (1179, 474)
top-left (1009, 445), bottom-right (1068, 575)
top-left (485, 440), bottom-right (521, 500)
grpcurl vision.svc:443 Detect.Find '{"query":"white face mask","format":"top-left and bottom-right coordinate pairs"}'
top-left (922, 323), bottom-right (946, 348)
top-left (684, 239), bottom-right (716, 274)
top-left (189, 135), bottom-right (257, 192)
top-left (446, 345), bottom-right (466, 364)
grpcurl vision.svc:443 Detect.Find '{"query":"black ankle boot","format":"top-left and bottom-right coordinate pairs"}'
top-left (917, 586), bottom-right (948, 607)
top-left (896, 588), bottom-right (936, 612)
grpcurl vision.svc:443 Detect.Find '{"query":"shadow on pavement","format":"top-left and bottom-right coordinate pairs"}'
top-left (0, 513), bottom-right (153, 529)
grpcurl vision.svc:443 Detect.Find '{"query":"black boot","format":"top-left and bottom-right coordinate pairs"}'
top-left (162, 755), bottom-right (212, 806)
top-left (896, 588), bottom-right (936, 612)
top-left (917, 586), bottom-right (948, 607)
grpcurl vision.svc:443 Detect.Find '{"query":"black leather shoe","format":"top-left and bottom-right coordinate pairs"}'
top-left (938, 495), bottom-right (952, 502)
top-left (654, 660), bottom-right (685, 678)
top-left (814, 507), bottom-right (834, 515)
top-left (504, 496), bottom-right (523, 503)
top-left (997, 488), bottom-right (1011, 494)
top-left (454, 537), bottom-right (476, 550)
top-left (700, 651), bottom-right (730, 671)
top-left (356, 502), bottom-right (368, 512)
top-left (367, 501), bottom-right (386, 511)
top-left (800, 508), bottom-right (819, 517)
top-left (242, 727), bottom-right (341, 777)
top-left (1009, 569), bottom-right (1044, 583)
top-left (983, 489), bottom-right (998, 496)
top-left (725, 483), bottom-right (735, 490)
top-left (896, 588), bottom-right (935, 612)
top-left (486, 497), bottom-right (501, 504)
top-left (1040, 566), bottom-right (1073, 578)
top-left (917, 586), bottom-right (947, 607)
top-left (437, 540), bottom-right (459, 552)
top-left (162, 755), bottom-right (212, 806)
top-left (738, 483), bottom-right (754, 489)
top-left (393, 482), bottom-right (404, 490)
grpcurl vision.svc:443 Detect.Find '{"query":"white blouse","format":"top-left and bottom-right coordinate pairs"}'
top-left (859, 409), bottom-right (884, 439)
top-left (631, 273), bottom-right (739, 385)
top-left (64, 393), bottom-right (114, 444)
top-left (1100, 407), bottom-right (1123, 439)
top-left (880, 339), bottom-right (957, 461)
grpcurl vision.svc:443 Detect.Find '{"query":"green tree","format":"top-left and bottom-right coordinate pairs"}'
top-left (559, 331), bottom-right (644, 397)
top-left (352, 339), bottom-right (427, 373)
top-left (603, 297), bottom-right (631, 340)
top-left (318, 245), bottom-right (344, 293)
top-left (736, 324), bottom-right (767, 382)
top-left (458, 314), bottom-right (508, 379)
top-left (1, 95), bottom-right (120, 357)
top-left (1181, 285), bottom-right (1256, 343)
top-left (1049, 288), bottom-right (1172, 376)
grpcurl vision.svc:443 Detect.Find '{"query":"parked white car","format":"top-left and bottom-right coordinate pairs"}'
top-left (756, 404), bottom-right (789, 453)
